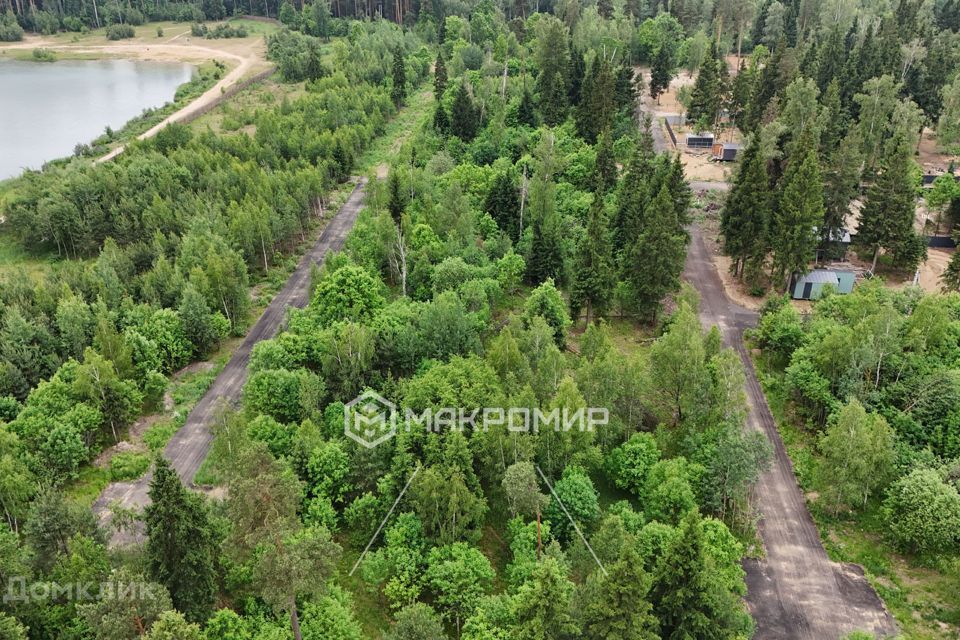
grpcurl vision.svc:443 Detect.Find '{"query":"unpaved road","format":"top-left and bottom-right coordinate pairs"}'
top-left (683, 227), bottom-right (897, 639)
top-left (642, 92), bottom-right (895, 637)
top-left (93, 179), bottom-right (368, 542)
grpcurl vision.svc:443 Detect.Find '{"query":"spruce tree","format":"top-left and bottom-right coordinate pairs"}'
top-left (517, 86), bottom-right (538, 127)
top-left (857, 135), bottom-right (918, 273)
top-left (433, 103), bottom-right (450, 133)
top-left (621, 185), bottom-right (687, 322)
top-left (391, 49), bottom-right (407, 107)
top-left (650, 44), bottom-right (672, 104)
top-left (450, 82), bottom-right (478, 141)
top-left (942, 250), bottom-right (960, 292)
top-left (434, 51), bottom-right (447, 98)
top-left (535, 19), bottom-right (570, 125)
top-left (651, 511), bottom-right (751, 639)
top-left (144, 457), bottom-right (217, 623)
top-left (771, 137), bottom-right (825, 290)
top-left (570, 194), bottom-right (615, 325)
top-left (388, 170), bottom-right (405, 224)
top-left (568, 44), bottom-right (586, 107)
top-left (577, 55), bottom-right (616, 143)
top-left (484, 170), bottom-right (521, 240)
top-left (581, 545), bottom-right (659, 640)
top-left (687, 43), bottom-right (721, 127)
top-left (593, 131), bottom-right (617, 194)
top-left (721, 142), bottom-right (771, 281)
top-left (613, 135), bottom-right (656, 253)
top-left (525, 145), bottom-right (565, 285)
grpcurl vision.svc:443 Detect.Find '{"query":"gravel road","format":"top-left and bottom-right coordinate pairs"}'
top-left (92, 179), bottom-right (368, 543)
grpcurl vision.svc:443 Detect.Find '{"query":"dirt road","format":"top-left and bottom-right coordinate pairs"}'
top-left (638, 87), bottom-right (897, 636)
top-left (92, 179), bottom-right (368, 543)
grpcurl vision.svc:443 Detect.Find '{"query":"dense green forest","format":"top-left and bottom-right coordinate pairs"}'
top-left (0, 1), bottom-right (772, 637)
top-left (3, 0), bottom-right (960, 636)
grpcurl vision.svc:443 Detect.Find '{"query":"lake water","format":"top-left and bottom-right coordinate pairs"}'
top-left (0, 58), bottom-right (193, 179)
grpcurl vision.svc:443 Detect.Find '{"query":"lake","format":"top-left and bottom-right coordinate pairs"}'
top-left (0, 58), bottom-right (193, 179)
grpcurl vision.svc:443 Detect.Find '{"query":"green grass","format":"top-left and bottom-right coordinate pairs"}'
top-left (0, 233), bottom-right (56, 280)
top-left (109, 452), bottom-right (151, 481)
top-left (752, 351), bottom-right (960, 639)
top-left (64, 465), bottom-right (111, 507)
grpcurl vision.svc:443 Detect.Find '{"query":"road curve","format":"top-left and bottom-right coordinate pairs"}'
top-left (92, 179), bottom-right (368, 542)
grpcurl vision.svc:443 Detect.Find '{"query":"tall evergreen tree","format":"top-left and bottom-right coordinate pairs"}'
top-left (518, 86), bottom-right (539, 127)
top-left (570, 194), bottom-right (615, 324)
top-left (721, 142), bottom-right (771, 281)
top-left (450, 82), bottom-right (479, 141)
top-left (144, 457), bottom-right (217, 623)
top-left (535, 18), bottom-right (570, 125)
top-left (687, 43), bottom-right (722, 127)
top-left (526, 139), bottom-right (565, 285)
top-left (388, 170), bottom-right (406, 224)
top-left (484, 170), bottom-right (522, 240)
top-left (433, 103), bottom-right (450, 133)
top-left (392, 49), bottom-right (407, 107)
top-left (577, 55), bottom-right (617, 143)
top-left (568, 44), bottom-right (586, 107)
top-left (651, 511), bottom-right (752, 639)
top-left (593, 131), bottom-right (617, 194)
top-left (580, 545), bottom-right (659, 640)
top-left (857, 135), bottom-right (919, 273)
top-left (434, 51), bottom-right (447, 99)
top-left (650, 44), bottom-right (673, 104)
top-left (613, 133), bottom-right (656, 252)
top-left (771, 137), bottom-right (825, 290)
top-left (621, 185), bottom-right (687, 322)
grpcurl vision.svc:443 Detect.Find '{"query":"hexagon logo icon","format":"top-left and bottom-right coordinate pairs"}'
top-left (344, 390), bottom-right (397, 448)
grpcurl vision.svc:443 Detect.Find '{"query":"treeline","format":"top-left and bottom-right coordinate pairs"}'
top-left (755, 283), bottom-right (960, 555)
top-left (0, 24), bottom-right (419, 504)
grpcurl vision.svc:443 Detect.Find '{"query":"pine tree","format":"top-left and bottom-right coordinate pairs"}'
top-left (391, 49), bottom-right (407, 107)
top-left (577, 55), bottom-right (616, 143)
top-left (581, 545), bottom-right (659, 640)
top-left (942, 250), bottom-right (960, 292)
top-left (857, 135), bottom-right (918, 273)
top-left (434, 51), bottom-right (447, 98)
top-left (721, 142), bottom-right (771, 281)
top-left (517, 86), bottom-right (538, 127)
top-left (484, 170), bottom-right (521, 240)
top-left (613, 135), bottom-right (656, 253)
top-left (593, 131), bottom-right (617, 194)
top-left (144, 457), bottom-right (217, 623)
top-left (650, 44), bottom-right (672, 104)
top-left (651, 511), bottom-right (751, 639)
top-left (450, 82), bottom-right (478, 141)
top-left (621, 185), bottom-right (687, 322)
top-left (771, 136), bottom-right (825, 290)
top-left (687, 43), bottom-right (721, 127)
top-left (568, 44), bottom-right (586, 107)
top-left (570, 195), bottom-right (615, 325)
top-left (433, 103), bottom-right (449, 133)
top-left (388, 170), bottom-right (405, 224)
top-left (535, 19), bottom-right (570, 126)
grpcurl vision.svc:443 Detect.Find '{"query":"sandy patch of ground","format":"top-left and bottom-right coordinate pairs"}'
top-left (680, 149), bottom-right (733, 182)
top-left (916, 248), bottom-right (953, 293)
top-left (918, 126), bottom-right (959, 174)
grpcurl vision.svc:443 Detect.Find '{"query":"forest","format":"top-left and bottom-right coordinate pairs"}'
top-left (1, 0), bottom-right (960, 637)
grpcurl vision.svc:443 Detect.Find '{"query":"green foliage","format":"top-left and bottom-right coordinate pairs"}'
top-left (105, 24), bottom-right (135, 40)
top-left (310, 265), bottom-right (386, 327)
top-left (109, 452), bottom-right (150, 481)
top-left (523, 279), bottom-right (571, 347)
top-left (883, 467), bottom-right (960, 554)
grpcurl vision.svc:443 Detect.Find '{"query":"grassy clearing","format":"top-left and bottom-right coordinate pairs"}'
top-left (753, 353), bottom-right (960, 639)
top-left (0, 233), bottom-right (57, 280)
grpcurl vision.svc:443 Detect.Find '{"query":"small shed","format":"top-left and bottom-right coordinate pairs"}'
top-left (686, 132), bottom-right (714, 148)
top-left (790, 269), bottom-right (855, 300)
top-left (711, 142), bottom-right (740, 162)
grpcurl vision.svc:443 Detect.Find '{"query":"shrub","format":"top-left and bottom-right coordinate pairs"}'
top-left (106, 23), bottom-right (135, 40)
top-left (883, 468), bottom-right (960, 554)
top-left (109, 452), bottom-right (151, 481)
